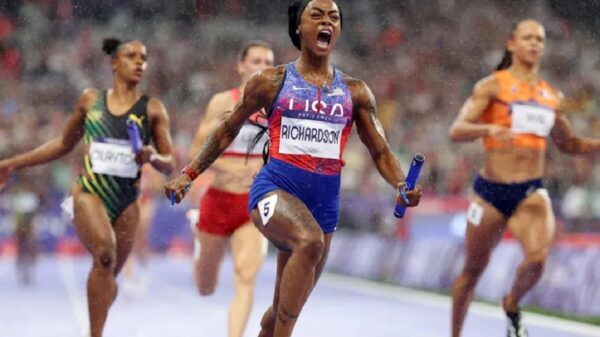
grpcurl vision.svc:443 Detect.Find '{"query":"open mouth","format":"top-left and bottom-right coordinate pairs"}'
top-left (317, 29), bottom-right (332, 49)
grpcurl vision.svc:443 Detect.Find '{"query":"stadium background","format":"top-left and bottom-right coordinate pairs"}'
top-left (1, 0), bottom-right (600, 323)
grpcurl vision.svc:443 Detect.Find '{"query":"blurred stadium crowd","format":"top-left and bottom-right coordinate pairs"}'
top-left (2, 0), bottom-right (600, 233)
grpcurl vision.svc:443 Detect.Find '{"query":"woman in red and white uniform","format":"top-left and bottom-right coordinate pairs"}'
top-left (188, 40), bottom-right (274, 337)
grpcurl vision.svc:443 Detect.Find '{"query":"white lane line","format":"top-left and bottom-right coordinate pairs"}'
top-left (57, 256), bottom-right (89, 337)
top-left (321, 273), bottom-right (600, 337)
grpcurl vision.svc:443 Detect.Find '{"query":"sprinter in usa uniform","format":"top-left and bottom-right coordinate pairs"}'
top-left (165, 1), bottom-right (421, 336)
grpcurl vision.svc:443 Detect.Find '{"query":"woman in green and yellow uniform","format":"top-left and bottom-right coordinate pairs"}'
top-left (0, 38), bottom-right (174, 337)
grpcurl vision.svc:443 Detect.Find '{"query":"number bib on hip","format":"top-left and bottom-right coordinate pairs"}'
top-left (511, 103), bottom-right (555, 137)
top-left (279, 110), bottom-right (346, 159)
top-left (89, 140), bottom-right (139, 178)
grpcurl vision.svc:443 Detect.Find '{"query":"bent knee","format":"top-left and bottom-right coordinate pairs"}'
top-left (197, 283), bottom-right (216, 296)
top-left (196, 275), bottom-right (217, 296)
top-left (260, 306), bottom-right (275, 329)
top-left (295, 234), bottom-right (325, 263)
top-left (524, 247), bottom-right (549, 265)
top-left (93, 245), bottom-right (117, 269)
top-left (523, 256), bottom-right (547, 273)
top-left (199, 288), bottom-right (215, 296)
top-left (234, 264), bottom-right (260, 286)
top-left (459, 262), bottom-right (489, 287)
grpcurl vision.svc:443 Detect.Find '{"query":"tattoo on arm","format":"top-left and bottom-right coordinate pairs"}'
top-left (185, 68), bottom-right (281, 176)
top-left (189, 131), bottom-right (222, 173)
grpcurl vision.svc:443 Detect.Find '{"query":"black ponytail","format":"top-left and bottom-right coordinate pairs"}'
top-left (496, 49), bottom-right (513, 70)
top-left (246, 114), bottom-right (270, 165)
top-left (102, 38), bottom-right (122, 57)
top-left (495, 21), bottom-right (523, 71)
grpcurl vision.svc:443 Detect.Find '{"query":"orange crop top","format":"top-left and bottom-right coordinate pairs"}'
top-left (482, 70), bottom-right (560, 150)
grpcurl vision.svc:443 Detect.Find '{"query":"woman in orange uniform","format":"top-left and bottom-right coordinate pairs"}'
top-left (449, 19), bottom-right (600, 337)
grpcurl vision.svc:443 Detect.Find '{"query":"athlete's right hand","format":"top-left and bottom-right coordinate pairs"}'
top-left (488, 125), bottom-right (514, 141)
top-left (0, 161), bottom-right (13, 190)
top-left (164, 174), bottom-right (193, 204)
top-left (396, 182), bottom-right (422, 207)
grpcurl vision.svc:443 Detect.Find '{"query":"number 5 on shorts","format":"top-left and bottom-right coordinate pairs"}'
top-left (258, 194), bottom-right (278, 226)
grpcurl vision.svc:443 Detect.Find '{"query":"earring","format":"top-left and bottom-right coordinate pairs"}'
top-left (296, 29), bottom-right (300, 34)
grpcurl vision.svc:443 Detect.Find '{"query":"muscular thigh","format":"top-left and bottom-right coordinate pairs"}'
top-left (507, 189), bottom-right (555, 260)
top-left (250, 190), bottom-right (322, 251)
top-left (196, 229), bottom-right (228, 274)
top-left (463, 195), bottom-right (507, 269)
top-left (71, 183), bottom-right (115, 254)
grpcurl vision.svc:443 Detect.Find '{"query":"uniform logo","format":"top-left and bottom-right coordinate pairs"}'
top-left (128, 114), bottom-right (145, 128)
top-left (287, 98), bottom-right (345, 117)
top-left (539, 88), bottom-right (556, 101)
top-left (327, 88), bottom-right (344, 97)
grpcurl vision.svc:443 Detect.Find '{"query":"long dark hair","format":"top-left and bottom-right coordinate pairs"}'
top-left (496, 49), bottom-right (513, 71)
top-left (246, 112), bottom-right (270, 164)
top-left (495, 22), bottom-right (520, 71)
top-left (217, 109), bottom-right (270, 165)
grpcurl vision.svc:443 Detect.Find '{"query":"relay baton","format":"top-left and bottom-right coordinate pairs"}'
top-left (170, 183), bottom-right (191, 206)
top-left (126, 119), bottom-right (142, 154)
top-left (394, 153), bottom-right (426, 218)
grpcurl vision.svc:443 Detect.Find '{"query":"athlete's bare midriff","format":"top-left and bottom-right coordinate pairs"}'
top-left (209, 155), bottom-right (263, 194)
top-left (481, 147), bottom-right (545, 183)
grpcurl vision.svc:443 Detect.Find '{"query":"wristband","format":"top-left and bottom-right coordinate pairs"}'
top-left (182, 166), bottom-right (199, 181)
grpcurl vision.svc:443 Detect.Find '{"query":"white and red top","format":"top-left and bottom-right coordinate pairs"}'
top-left (223, 88), bottom-right (269, 157)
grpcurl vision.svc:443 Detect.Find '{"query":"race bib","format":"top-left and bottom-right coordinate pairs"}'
top-left (279, 110), bottom-right (346, 159)
top-left (511, 103), bottom-right (555, 137)
top-left (89, 140), bottom-right (139, 178)
top-left (225, 123), bottom-right (268, 155)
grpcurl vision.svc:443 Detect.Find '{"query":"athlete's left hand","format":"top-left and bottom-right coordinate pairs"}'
top-left (136, 146), bottom-right (156, 165)
top-left (164, 174), bottom-right (193, 204)
top-left (396, 182), bottom-right (422, 207)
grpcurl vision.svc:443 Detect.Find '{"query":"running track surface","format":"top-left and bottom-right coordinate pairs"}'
top-left (1, 255), bottom-right (599, 337)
